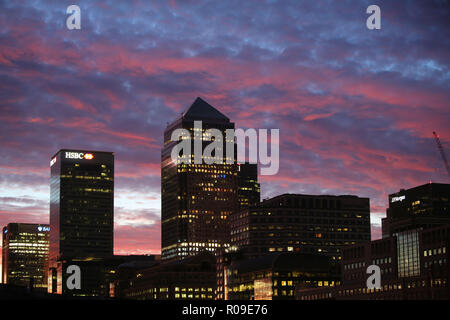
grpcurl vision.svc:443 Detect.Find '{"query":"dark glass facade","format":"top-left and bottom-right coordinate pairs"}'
top-left (2, 223), bottom-right (49, 290)
top-left (161, 98), bottom-right (239, 261)
top-left (48, 149), bottom-right (114, 295)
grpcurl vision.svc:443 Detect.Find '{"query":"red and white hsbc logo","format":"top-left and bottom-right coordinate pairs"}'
top-left (65, 152), bottom-right (94, 160)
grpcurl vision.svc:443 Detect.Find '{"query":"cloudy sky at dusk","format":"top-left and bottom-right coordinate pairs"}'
top-left (0, 0), bottom-right (449, 272)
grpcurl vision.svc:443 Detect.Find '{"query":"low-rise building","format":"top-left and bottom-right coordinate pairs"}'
top-left (121, 251), bottom-right (216, 300)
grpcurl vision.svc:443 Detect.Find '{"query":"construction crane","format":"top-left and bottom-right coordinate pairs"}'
top-left (433, 131), bottom-right (450, 178)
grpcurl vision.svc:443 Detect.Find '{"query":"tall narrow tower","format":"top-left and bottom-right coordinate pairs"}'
top-left (161, 98), bottom-right (239, 261)
top-left (48, 149), bottom-right (114, 294)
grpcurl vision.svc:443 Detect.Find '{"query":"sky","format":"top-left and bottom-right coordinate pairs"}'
top-left (0, 0), bottom-right (449, 273)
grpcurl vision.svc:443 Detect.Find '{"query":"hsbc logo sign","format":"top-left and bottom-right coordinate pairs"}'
top-left (65, 152), bottom-right (94, 160)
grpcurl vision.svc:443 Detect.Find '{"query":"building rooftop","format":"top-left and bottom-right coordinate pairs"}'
top-left (390, 182), bottom-right (450, 197)
top-left (231, 252), bottom-right (335, 274)
top-left (182, 97), bottom-right (230, 122)
top-left (51, 149), bottom-right (114, 159)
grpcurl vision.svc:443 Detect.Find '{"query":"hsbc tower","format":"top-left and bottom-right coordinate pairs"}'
top-left (48, 149), bottom-right (114, 295)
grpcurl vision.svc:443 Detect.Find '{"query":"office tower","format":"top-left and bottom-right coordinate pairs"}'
top-left (381, 183), bottom-right (450, 283)
top-left (382, 183), bottom-right (450, 237)
top-left (48, 149), bottom-right (114, 295)
top-left (161, 97), bottom-right (239, 261)
top-left (237, 163), bottom-right (260, 209)
top-left (230, 193), bottom-right (371, 261)
top-left (2, 223), bottom-right (49, 290)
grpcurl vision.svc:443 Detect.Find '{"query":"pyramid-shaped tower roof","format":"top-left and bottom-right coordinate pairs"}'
top-left (183, 97), bottom-right (230, 122)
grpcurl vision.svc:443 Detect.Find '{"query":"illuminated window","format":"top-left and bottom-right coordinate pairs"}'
top-left (396, 230), bottom-right (420, 278)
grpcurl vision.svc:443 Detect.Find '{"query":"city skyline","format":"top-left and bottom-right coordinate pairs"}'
top-left (1, 0), bottom-right (449, 279)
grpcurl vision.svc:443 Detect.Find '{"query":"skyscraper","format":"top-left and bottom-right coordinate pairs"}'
top-left (2, 223), bottom-right (49, 290)
top-left (48, 149), bottom-right (114, 295)
top-left (161, 97), bottom-right (239, 261)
